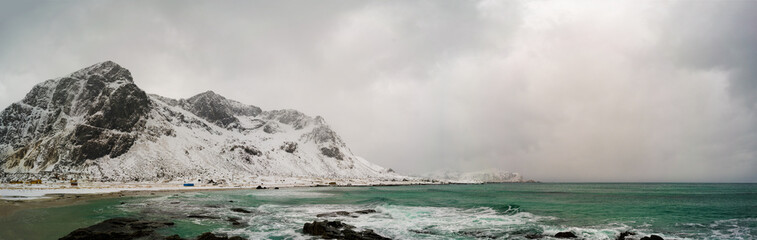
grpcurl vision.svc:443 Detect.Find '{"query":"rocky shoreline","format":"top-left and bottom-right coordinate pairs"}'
top-left (56, 206), bottom-right (669, 240)
top-left (58, 208), bottom-right (394, 240)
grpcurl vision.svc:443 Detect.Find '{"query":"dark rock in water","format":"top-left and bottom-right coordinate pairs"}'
top-left (164, 235), bottom-right (184, 240)
top-left (59, 218), bottom-right (247, 240)
top-left (256, 185), bottom-right (263, 189)
top-left (196, 232), bottom-right (246, 240)
top-left (230, 208), bottom-right (252, 213)
top-left (226, 217), bottom-right (246, 227)
top-left (525, 234), bottom-right (543, 239)
top-left (640, 235), bottom-right (664, 240)
top-left (58, 217), bottom-right (173, 240)
top-left (409, 229), bottom-right (435, 235)
top-left (354, 209), bottom-right (377, 214)
top-left (317, 211), bottom-right (351, 218)
top-left (274, 187), bottom-right (279, 189)
top-left (187, 215), bottom-right (219, 219)
top-left (317, 209), bottom-right (377, 218)
top-left (303, 220), bottom-right (391, 240)
top-left (616, 231), bottom-right (636, 240)
top-left (554, 231), bottom-right (577, 238)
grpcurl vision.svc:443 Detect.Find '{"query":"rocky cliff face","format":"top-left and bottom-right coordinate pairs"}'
top-left (0, 61), bottom-right (395, 182)
top-left (0, 61), bottom-right (150, 174)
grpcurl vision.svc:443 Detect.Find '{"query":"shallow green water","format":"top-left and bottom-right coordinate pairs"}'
top-left (1, 183), bottom-right (755, 239)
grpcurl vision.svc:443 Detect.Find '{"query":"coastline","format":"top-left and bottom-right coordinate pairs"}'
top-left (0, 179), bottom-right (445, 217)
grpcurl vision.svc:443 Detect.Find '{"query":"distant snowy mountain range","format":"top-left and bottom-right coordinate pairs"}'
top-left (0, 61), bottom-right (399, 182)
top-left (417, 169), bottom-right (534, 183)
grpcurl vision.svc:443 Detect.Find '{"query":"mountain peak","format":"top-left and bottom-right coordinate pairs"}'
top-left (182, 90), bottom-right (262, 128)
top-left (188, 90), bottom-right (225, 102)
top-left (69, 60), bottom-right (133, 83)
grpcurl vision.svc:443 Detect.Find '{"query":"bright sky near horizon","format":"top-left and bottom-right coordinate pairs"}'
top-left (1, 0), bottom-right (756, 182)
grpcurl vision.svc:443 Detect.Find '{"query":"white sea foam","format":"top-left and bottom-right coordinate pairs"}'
top-left (112, 193), bottom-right (728, 240)
top-left (708, 218), bottom-right (756, 240)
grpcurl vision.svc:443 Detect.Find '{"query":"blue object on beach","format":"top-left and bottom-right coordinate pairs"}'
top-left (183, 183), bottom-right (195, 187)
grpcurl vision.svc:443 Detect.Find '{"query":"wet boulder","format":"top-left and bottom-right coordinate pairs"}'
top-left (640, 235), bottom-right (664, 240)
top-left (354, 209), bottom-right (377, 214)
top-left (554, 231), bottom-right (577, 238)
top-left (230, 208), bottom-right (252, 213)
top-left (196, 232), bottom-right (246, 240)
top-left (316, 211), bottom-right (351, 218)
top-left (302, 220), bottom-right (391, 240)
top-left (58, 217), bottom-right (174, 240)
top-left (616, 231), bottom-right (636, 240)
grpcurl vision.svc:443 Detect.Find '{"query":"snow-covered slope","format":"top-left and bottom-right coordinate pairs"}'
top-left (0, 61), bottom-right (397, 182)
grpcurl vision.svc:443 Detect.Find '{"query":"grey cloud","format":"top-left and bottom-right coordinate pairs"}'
top-left (662, 1), bottom-right (757, 107)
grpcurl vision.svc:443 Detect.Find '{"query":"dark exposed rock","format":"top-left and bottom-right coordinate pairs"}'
top-left (307, 124), bottom-right (340, 144)
top-left (256, 185), bottom-right (263, 189)
top-left (317, 211), bottom-right (351, 218)
top-left (181, 91), bottom-right (261, 128)
top-left (261, 109), bottom-right (312, 130)
top-left (640, 235), bottom-right (664, 240)
top-left (187, 215), bottom-right (219, 219)
top-left (58, 217), bottom-right (173, 240)
top-left (164, 235), bottom-right (184, 240)
top-left (59, 218), bottom-right (247, 240)
top-left (71, 125), bottom-right (138, 163)
top-left (321, 147), bottom-right (344, 160)
top-left (303, 220), bottom-right (391, 240)
top-left (230, 145), bottom-right (261, 156)
top-left (230, 208), bottom-right (251, 213)
top-left (86, 83), bottom-right (150, 132)
top-left (226, 217), bottom-right (246, 227)
top-left (354, 209), bottom-right (377, 214)
top-left (616, 231), bottom-right (636, 240)
top-left (196, 232), bottom-right (246, 240)
top-left (280, 141), bottom-right (297, 153)
top-left (554, 231), bottom-right (577, 238)
top-left (262, 123), bottom-right (280, 134)
top-left (409, 229), bottom-right (435, 235)
top-left (317, 209), bottom-right (377, 218)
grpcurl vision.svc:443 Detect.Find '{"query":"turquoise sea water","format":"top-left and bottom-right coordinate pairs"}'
top-left (1, 183), bottom-right (756, 239)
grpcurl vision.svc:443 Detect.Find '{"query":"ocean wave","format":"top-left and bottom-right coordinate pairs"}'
top-left (116, 194), bottom-right (740, 240)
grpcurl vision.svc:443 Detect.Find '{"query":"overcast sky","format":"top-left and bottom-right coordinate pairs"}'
top-left (1, 0), bottom-right (756, 182)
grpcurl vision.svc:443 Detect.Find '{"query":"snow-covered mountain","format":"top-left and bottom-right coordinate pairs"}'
top-left (0, 61), bottom-right (397, 182)
top-left (418, 169), bottom-right (528, 183)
